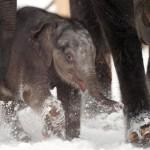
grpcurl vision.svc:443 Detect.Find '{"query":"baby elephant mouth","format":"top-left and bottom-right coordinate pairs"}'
top-left (77, 80), bottom-right (87, 92)
top-left (72, 74), bottom-right (87, 92)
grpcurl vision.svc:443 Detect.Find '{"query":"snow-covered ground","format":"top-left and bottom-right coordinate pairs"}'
top-left (0, 1), bottom-right (149, 149)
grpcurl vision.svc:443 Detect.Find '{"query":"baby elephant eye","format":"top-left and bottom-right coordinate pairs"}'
top-left (65, 53), bottom-right (73, 62)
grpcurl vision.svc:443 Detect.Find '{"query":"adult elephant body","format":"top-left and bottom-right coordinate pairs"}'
top-left (70, 0), bottom-right (150, 144)
top-left (0, 0), bottom-right (16, 80)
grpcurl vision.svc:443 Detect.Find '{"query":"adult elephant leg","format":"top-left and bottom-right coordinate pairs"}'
top-left (0, 0), bottom-right (16, 80)
top-left (21, 76), bottom-right (65, 139)
top-left (57, 81), bottom-right (81, 140)
top-left (96, 0), bottom-right (150, 144)
top-left (70, 0), bottom-right (112, 99)
top-left (112, 31), bottom-right (150, 144)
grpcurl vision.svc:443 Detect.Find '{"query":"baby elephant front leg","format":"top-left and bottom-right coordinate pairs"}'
top-left (23, 84), bottom-right (65, 139)
top-left (41, 96), bottom-right (65, 138)
top-left (2, 100), bottom-right (31, 142)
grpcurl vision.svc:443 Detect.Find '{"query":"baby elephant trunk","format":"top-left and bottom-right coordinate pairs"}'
top-left (84, 72), bottom-right (122, 113)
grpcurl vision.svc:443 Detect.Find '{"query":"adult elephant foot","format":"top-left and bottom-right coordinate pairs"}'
top-left (129, 126), bottom-right (150, 145)
top-left (127, 112), bottom-right (150, 146)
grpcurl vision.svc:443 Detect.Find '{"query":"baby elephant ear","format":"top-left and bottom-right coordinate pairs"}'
top-left (30, 23), bottom-right (44, 38)
top-left (29, 21), bottom-right (58, 67)
top-left (30, 21), bottom-right (57, 48)
top-left (30, 22), bottom-right (51, 39)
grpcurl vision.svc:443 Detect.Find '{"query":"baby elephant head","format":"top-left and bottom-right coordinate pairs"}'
top-left (52, 21), bottom-right (97, 92)
top-left (30, 18), bottom-right (102, 98)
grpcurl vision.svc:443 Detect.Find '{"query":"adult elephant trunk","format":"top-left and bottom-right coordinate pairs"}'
top-left (0, 0), bottom-right (16, 80)
top-left (83, 71), bottom-right (122, 113)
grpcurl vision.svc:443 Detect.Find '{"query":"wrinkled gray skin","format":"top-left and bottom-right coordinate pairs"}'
top-left (0, 7), bottom-right (120, 140)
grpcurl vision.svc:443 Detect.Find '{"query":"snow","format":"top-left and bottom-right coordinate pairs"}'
top-left (0, 0), bottom-right (150, 149)
top-left (0, 110), bottom-right (144, 150)
top-left (0, 110), bottom-right (125, 150)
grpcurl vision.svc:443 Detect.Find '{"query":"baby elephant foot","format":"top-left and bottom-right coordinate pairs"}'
top-left (10, 118), bottom-right (31, 142)
top-left (127, 112), bottom-right (150, 146)
top-left (11, 127), bottom-right (31, 142)
top-left (41, 97), bottom-right (65, 138)
top-left (2, 101), bottom-right (31, 142)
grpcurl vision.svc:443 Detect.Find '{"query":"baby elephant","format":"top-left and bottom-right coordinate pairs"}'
top-left (0, 7), bottom-right (120, 141)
